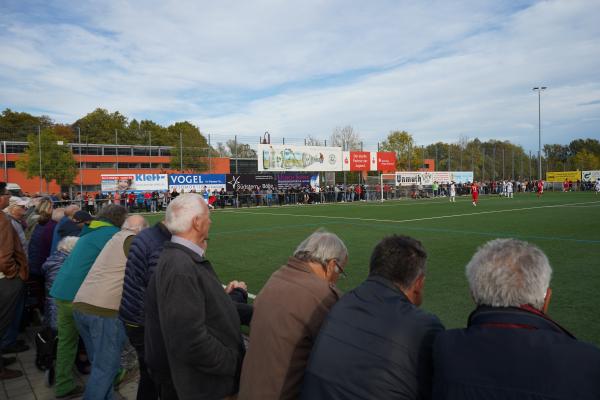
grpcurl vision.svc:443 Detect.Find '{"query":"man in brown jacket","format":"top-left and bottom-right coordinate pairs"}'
top-left (238, 229), bottom-right (348, 400)
top-left (0, 182), bottom-right (29, 380)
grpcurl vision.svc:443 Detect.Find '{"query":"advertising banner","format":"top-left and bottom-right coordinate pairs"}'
top-left (258, 144), bottom-right (342, 172)
top-left (277, 174), bottom-right (319, 189)
top-left (546, 171), bottom-right (581, 182)
top-left (168, 174), bottom-right (226, 192)
top-left (395, 172), bottom-right (435, 186)
top-left (431, 171), bottom-right (451, 183)
top-left (581, 170), bottom-right (600, 182)
top-left (101, 174), bottom-right (168, 193)
top-left (350, 151), bottom-right (371, 171)
top-left (226, 174), bottom-right (277, 191)
top-left (377, 152), bottom-right (396, 172)
top-left (394, 171), bottom-right (473, 186)
top-left (451, 171), bottom-right (474, 184)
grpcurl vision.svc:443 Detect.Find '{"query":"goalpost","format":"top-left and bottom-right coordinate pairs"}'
top-left (364, 173), bottom-right (398, 203)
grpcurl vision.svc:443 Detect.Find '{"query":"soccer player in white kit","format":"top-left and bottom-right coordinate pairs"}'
top-left (449, 182), bottom-right (456, 203)
top-left (506, 181), bottom-right (513, 198)
top-left (595, 178), bottom-right (600, 195)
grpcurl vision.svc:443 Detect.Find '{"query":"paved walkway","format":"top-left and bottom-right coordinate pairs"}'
top-left (1, 329), bottom-right (138, 400)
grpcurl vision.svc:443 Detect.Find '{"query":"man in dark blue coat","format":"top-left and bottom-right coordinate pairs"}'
top-left (432, 239), bottom-right (600, 400)
top-left (301, 235), bottom-right (444, 400)
top-left (119, 220), bottom-right (171, 400)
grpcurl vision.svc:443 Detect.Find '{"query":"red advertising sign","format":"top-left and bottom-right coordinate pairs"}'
top-left (377, 152), bottom-right (396, 172)
top-left (349, 152), bottom-right (370, 171)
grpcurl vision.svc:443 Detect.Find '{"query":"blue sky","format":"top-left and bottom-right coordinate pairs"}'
top-left (1, 0), bottom-right (599, 151)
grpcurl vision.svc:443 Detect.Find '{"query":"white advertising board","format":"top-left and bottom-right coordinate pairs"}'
top-left (258, 144), bottom-right (343, 172)
top-left (101, 174), bottom-right (168, 192)
top-left (582, 170), bottom-right (600, 182)
top-left (395, 171), bottom-right (474, 185)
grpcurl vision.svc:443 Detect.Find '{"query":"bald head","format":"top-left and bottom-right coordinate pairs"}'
top-left (122, 215), bottom-right (149, 234)
top-left (65, 204), bottom-right (80, 218)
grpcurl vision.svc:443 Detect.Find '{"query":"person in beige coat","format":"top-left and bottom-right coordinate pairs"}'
top-left (238, 229), bottom-right (348, 400)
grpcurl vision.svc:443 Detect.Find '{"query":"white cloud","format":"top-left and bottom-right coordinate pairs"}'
top-left (0, 0), bottom-right (599, 151)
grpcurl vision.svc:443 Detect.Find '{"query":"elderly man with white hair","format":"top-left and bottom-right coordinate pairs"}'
top-left (239, 229), bottom-right (348, 400)
top-left (145, 193), bottom-right (245, 400)
top-left (432, 238), bottom-right (600, 400)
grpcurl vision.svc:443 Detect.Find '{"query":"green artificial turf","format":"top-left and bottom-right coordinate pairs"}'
top-left (144, 191), bottom-right (600, 346)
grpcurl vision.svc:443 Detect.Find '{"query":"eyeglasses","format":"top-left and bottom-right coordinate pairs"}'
top-left (332, 259), bottom-right (347, 279)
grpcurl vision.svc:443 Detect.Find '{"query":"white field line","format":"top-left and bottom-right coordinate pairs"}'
top-left (223, 200), bottom-right (600, 225)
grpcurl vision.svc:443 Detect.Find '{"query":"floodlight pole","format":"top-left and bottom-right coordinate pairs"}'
top-left (38, 125), bottom-right (43, 194)
top-left (78, 127), bottom-right (83, 196)
top-left (533, 86), bottom-right (547, 180)
top-left (115, 129), bottom-right (119, 173)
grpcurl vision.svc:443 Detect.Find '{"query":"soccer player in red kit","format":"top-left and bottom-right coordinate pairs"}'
top-left (471, 182), bottom-right (479, 206)
top-left (537, 180), bottom-right (544, 198)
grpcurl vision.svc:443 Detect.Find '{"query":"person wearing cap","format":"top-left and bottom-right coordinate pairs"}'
top-left (3, 197), bottom-right (29, 255)
top-left (0, 182), bottom-right (28, 380)
top-left (50, 204), bottom-right (80, 255)
top-left (72, 210), bottom-right (93, 227)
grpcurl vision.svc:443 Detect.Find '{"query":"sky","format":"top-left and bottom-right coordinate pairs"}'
top-left (1, 0), bottom-right (599, 151)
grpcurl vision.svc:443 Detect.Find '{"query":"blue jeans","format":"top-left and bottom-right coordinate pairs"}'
top-left (73, 310), bottom-right (127, 400)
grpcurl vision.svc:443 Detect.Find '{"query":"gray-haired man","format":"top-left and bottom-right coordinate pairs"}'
top-left (433, 239), bottom-right (600, 399)
top-left (145, 193), bottom-right (244, 400)
top-left (239, 229), bottom-right (348, 400)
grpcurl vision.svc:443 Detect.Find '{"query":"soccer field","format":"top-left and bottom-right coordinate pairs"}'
top-left (146, 191), bottom-right (600, 346)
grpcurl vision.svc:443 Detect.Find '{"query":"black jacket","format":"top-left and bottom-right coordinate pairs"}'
top-left (120, 222), bottom-right (252, 326)
top-left (301, 275), bottom-right (444, 400)
top-left (144, 242), bottom-right (244, 400)
top-left (433, 306), bottom-right (600, 400)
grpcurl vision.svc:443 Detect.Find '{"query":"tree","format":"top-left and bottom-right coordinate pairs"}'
top-left (226, 139), bottom-right (257, 158)
top-left (0, 108), bottom-right (53, 141)
top-left (214, 142), bottom-right (230, 157)
top-left (16, 128), bottom-right (77, 191)
top-left (305, 135), bottom-right (323, 146)
top-left (571, 149), bottom-right (600, 170)
top-left (73, 108), bottom-right (128, 144)
top-left (380, 130), bottom-right (418, 170)
top-left (569, 139), bottom-right (600, 157)
top-left (330, 125), bottom-right (361, 150)
top-left (168, 121), bottom-right (209, 172)
top-left (53, 124), bottom-right (75, 142)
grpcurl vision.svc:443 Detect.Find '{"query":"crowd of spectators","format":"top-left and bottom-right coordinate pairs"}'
top-left (1, 181), bottom-right (600, 399)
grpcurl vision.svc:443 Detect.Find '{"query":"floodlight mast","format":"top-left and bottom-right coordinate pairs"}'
top-left (533, 86), bottom-right (547, 181)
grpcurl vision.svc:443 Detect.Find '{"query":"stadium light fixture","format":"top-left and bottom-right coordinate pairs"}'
top-left (533, 86), bottom-right (547, 180)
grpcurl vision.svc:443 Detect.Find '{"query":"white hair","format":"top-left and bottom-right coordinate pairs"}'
top-left (122, 215), bottom-right (149, 234)
top-left (466, 238), bottom-right (552, 310)
top-left (57, 236), bottom-right (79, 253)
top-left (294, 229), bottom-right (348, 266)
top-left (165, 193), bottom-right (206, 234)
top-left (52, 208), bottom-right (65, 222)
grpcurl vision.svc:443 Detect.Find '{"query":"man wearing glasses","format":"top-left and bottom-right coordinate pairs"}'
top-left (239, 229), bottom-right (348, 400)
top-left (301, 234), bottom-right (444, 400)
top-left (0, 182), bottom-right (29, 380)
